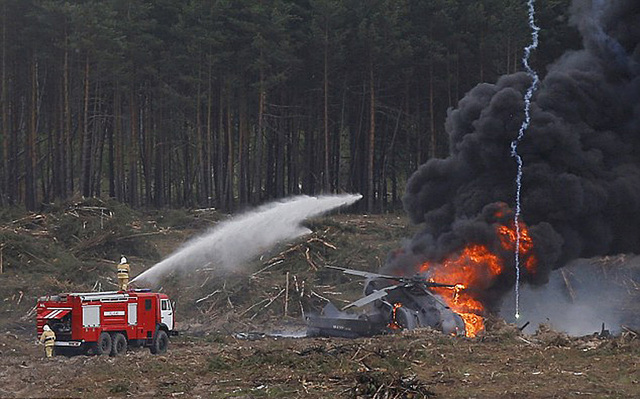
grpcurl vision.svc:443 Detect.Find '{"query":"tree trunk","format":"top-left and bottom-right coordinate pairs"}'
top-left (80, 55), bottom-right (91, 198)
top-left (51, 68), bottom-right (63, 200)
top-left (225, 86), bottom-right (234, 210)
top-left (142, 95), bottom-right (152, 205)
top-left (204, 62), bottom-right (212, 206)
top-left (108, 88), bottom-right (116, 198)
top-left (391, 150), bottom-right (397, 207)
top-left (414, 86), bottom-right (422, 168)
top-left (114, 87), bottom-right (124, 201)
top-left (195, 65), bottom-right (204, 205)
top-left (238, 87), bottom-right (248, 205)
top-left (352, 78), bottom-right (366, 198)
top-left (63, 37), bottom-right (72, 196)
top-left (206, 60), bottom-right (214, 206)
top-left (93, 120), bottom-right (106, 198)
top-left (25, 56), bottom-right (38, 210)
top-left (381, 109), bottom-right (401, 212)
top-left (90, 79), bottom-right (104, 197)
top-left (182, 121), bottom-right (191, 207)
top-left (128, 89), bottom-right (138, 206)
top-left (43, 117), bottom-right (52, 204)
top-left (367, 63), bottom-right (375, 212)
top-left (153, 103), bottom-right (164, 207)
top-left (276, 102), bottom-right (285, 197)
top-left (337, 80), bottom-right (347, 193)
top-left (323, 24), bottom-right (330, 193)
top-left (302, 91), bottom-right (315, 195)
top-left (216, 81), bottom-right (225, 208)
top-left (1, 2), bottom-right (9, 204)
top-left (254, 67), bottom-right (265, 203)
top-left (165, 109), bottom-right (171, 205)
top-left (285, 108), bottom-right (296, 195)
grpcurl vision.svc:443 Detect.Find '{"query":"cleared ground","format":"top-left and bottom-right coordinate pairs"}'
top-left (1, 201), bottom-right (639, 398)
top-left (2, 326), bottom-right (639, 398)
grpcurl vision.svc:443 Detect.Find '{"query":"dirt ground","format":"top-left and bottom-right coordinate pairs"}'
top-left (1, 325), bottom-right (639, 398)
top-left (1, 203), bottom-right (640, 398)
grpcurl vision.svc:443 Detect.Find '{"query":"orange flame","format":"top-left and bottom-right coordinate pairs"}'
top-left (388, 303), bottom-right (404, 330)
top-left (419, 216), bottom-right (537, 337)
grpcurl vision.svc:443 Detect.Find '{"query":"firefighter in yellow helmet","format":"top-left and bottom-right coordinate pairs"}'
top-left (39, 325), bottom-right (56, 358)
top-left (117, 256), bottom-right (130, 291)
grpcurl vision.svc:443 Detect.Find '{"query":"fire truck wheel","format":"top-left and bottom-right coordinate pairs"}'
top-left (110, 333), bottom-right (127, 356)
top-left (95, 332), bottom-right (112, 356)
top-left (150, 330), bottom-right (169, 354)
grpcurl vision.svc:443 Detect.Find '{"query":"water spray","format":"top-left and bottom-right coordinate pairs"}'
top-left (131, 194), bottom-right (362, 285)
top-left (510, 0), bottom-right (540, 320)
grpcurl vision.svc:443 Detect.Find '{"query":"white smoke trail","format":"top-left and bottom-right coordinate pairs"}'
top-left (510, 0), bottom-right (540, 319)
top-left (131, 194), bottom-right (362, 285)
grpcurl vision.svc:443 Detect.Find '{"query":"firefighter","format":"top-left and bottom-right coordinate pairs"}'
top-left (39, 325), bottom-right (56, 358)
top-left (117, 256), bottom-right (130, 291)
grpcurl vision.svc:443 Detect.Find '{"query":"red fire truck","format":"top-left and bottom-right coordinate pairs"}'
top-left (36, 289), bottom-right (176, 356)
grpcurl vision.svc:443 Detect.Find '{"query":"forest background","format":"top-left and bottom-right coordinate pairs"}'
top-left (0, 0), bottom-right (579, 213)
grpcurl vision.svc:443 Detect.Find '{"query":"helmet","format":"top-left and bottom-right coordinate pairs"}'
top-left (120, 256), bottom-right (127, 264)
top-left (43, 325), bottom-right (51, 332)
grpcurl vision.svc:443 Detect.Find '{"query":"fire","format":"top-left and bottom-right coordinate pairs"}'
top-left (388, 303), bottom-right (403, 330)
top-left (419, 216), bottom-right (537, 338)
top-left (457, 312), bottom-right (484, 337)
top-left (497, 224), bottom-right (537, 274)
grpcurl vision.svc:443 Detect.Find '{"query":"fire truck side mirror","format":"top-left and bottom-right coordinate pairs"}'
top-left (172, 301), bottom-right (176, 312)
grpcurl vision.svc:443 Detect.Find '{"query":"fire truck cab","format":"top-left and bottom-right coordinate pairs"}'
top-left (36, 289), bottom-right (176, 356)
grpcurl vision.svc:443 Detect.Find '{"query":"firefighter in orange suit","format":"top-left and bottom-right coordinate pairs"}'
top-left (39, 325), bottom-right (56, 358)
top-left (117, 256), bottom-right (130, 291)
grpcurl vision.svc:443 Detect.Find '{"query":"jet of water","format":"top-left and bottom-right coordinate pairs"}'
top-left (131, 194), bottom-right (362, 285)
top-left (510, 0), bottom-right (540, 320)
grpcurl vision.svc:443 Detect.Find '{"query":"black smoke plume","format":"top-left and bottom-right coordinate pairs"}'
top-left (385, 0), bottom-right (640, 306)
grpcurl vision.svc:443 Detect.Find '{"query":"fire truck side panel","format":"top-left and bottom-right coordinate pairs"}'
top-left (71, 297), bottom-right (83, 340)
top-left (99, 299), bottom-right (137, 339)
top-left (128, 302), bottom-right (137, 325)
top-left (137, 294), bottom-right (158, 342)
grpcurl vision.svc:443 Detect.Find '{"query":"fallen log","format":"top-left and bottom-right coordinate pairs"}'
top-left (250, 289), bottom-right (286, 320)
top-left (196, 290), bottom-right (221, 304)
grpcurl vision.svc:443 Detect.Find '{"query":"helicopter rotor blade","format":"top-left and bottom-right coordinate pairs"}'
top-left (423, 281), bottom-right (458, 288)
top-left (341, 284), bottom-right (402, 310)
top-left (326, 265), bottom-right (463, 290)
top-left (326, 265), bottom-right (403, 281)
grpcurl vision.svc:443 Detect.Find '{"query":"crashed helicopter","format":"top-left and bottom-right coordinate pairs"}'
top-left (306, 265), bottom-right (468, 338)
